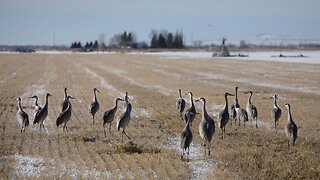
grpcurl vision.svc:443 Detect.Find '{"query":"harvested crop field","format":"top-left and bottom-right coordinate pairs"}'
top-left (0, 52), bottom-right (320, 179)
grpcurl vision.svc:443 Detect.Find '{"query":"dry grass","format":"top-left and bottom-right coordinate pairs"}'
top-left (0, 53), bottom-right (319, 179)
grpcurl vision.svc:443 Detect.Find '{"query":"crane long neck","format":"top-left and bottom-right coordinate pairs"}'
top-left (179, 90), bottom-right (182, 98)
top-left (94, 90), bottom-right (97, 102)
top-left (190, 95), bottom-right (194, 108)
top-left (224, 95), bottom-right (228, 110)
top-left (35, 97), bottom-right (39, 106)
top-left (115, 99), bottom-right (119, 109)
top-left (235, 89), bottom-right (239, 105)
top-left (248, 93), bottom-right (252, 105)
top-left (18, 99), bottom-right (22, 111)
top-left (44, 95), bottom-right (49, 108)
top-left (64, 89), bottom-right (68, 99)
top-left (201, 101), bottom-right (208, 120)
top-left (287, 107), bottom-right (292, 122)
top-left (274, 97), bottom-right (278, 108)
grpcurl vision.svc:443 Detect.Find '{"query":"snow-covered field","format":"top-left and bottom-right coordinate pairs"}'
top-left (129, 50), bottom-right (320, 64)
top-left (1, 50), bottom-right (320, 64)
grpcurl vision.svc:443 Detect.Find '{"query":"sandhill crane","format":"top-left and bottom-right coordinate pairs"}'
top-left (184, 92), bottom-right (196, 126)
top-left (117, 92), bottom-right (132, 143)
top-left (271, 95), bottom-right (282, 129)
top-left (89, 88), bottom-right (100, 125)
top-left (218, 92), bottom-right (234, 139)
top-left (246, 91), bottom-right (258, 128)
top-left (285, 104), bottom-right (298, 149)
top-left (56, 96), bottom-right (75, 132)
top-left (103, 97), bottom-right (124, 136)
top-left (29, 95), bottom-right (42, 112)
top-left (236, 107), bottom-right (248, 127)
top-left (33, 93), bottom-right (52, 131)
top-left (16, 97), bottom-right (29, 132)
top-left (196, 98), bottom-right (215, 156)
top-left (176, 89), bottom-right (186, 120)
top-left (180, 115), bottom-right (193, 158)
top-left (60, 87), bottom-right (68, 112)
top-left (230, 87), bottom-right (240, 126)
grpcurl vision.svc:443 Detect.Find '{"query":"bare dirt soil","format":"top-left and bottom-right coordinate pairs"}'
top-left (0, 53), bottom-right (319, 179)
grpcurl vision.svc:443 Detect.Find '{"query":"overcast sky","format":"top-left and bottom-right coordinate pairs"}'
top-left (1, 0), bottom-right (319, 45)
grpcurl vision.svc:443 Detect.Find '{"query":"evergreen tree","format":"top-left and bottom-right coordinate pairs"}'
top-left (151, 34), bottom-right (158, 48)
top-left (93, 40), bottom-right (98, 49)
top-left (166, 33), bottom-right (173, 48)
top-left (157, 34), bottom-right (167, 48)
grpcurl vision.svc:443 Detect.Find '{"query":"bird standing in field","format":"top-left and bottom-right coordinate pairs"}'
top-left (89, 88), bottom-right (100, 125)
top-left (117, 92), bottom-right (132, 143)
top-left (16, 97), bottom-right (29, 132)
top-left (60, 87), bottom-right (68, 112)
top-left (29, 95), bottom-right (42, 112)
top-left (184, 92), bottom-right (196, 126)
top-left (246, 91), bottom-right (258, 128)
top-left (180, 115), bottom-right (193, 158)
top-left (285, 104), bottom-right (298, 149)
top-left (196, 97), bottom-right (215, 156)
top-left (271, 95), bottom-right (282, 129)
top-left (33, 93), bottom-right (52, 131)
top-left (218, 92), bottom-right (234, 139)
top-left (103, 97), bottom-right (124, 136)
top-left (236, 107), bottom-right (248, 127)
top-left (230, 87), bottom-right (240, 126)
top-left (56, 96), bottom-right (75, 132)
top-left (176, 89), bottom-right (186, 120)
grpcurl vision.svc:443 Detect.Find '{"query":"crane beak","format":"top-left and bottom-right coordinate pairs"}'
top-left (195, 99), bottom-right (200, 102)
top-left (69, 96), bottom-right (76, 99)
top-left (229, 94), bottom-right (234, 96)
top-left (243, 91), bottom-right (249, 94)
top-left (119, 98), bottom-right (124, 101)
top-left (96, 89), bottom-right (100, 93)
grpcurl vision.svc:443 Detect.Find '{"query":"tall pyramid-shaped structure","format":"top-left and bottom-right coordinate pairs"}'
top-left (216, 38), bottom-right (230, 57)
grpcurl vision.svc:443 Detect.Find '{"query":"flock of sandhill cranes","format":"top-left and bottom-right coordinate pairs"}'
top-left (15, 86), bottom-right (298, 154)
top-left (15, 88), bottom-right (133, 143)
top-left (178, 87), bottom-right (298, 158)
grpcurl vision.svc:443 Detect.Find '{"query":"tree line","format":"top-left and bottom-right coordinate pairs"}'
top-left (70, 29), bottom-right (184, 50)
top-left (150, 29), bottom-right (184, 48)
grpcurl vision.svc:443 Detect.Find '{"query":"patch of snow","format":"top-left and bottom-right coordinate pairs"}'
top-left (70, 160), bottom-right (77, 179)
top-left (84, 67), bottom-right (123, 95)
top-left (12, 155), bottom-right (45, 178)
top-left (129, 50), bottom-right (320, 64)
top-left (165, 137), bottom-right (214, 179)
top-left (138, 166), bottom-right (146, 179)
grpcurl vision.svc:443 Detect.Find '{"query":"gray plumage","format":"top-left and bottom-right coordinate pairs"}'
top-left (89, 88), bottom-right (100, 125)
top-left (271, 95), bottom-right (282, 129)
top-left (60, 87), bottom-right (68, 112)
top-left (180, 116), bottom-right (193, 157)
top-left (29, 95), bottom-right (42, 112)
top-left (103, 97), bottom-right (123, 136)
top-left (246, 91), bottom-right (258, 128)
top-left (16, 97), bottom-right (29, 132)
top-left (196, 98), bottom-right (215, 156)
top-left (285, 104), bottom-right (298, 149)
top-left (176, 89), bottom-right (186, 120)
top-left (230, 87), bottom-right (240, 126)
top-left (117, 92), bottom-right (132, 143)
top-left (236, 107), bottom-right (248, 126)
top-left (33, 93), bottom-right (51, 131)
top-left (184, 92), bottom-right (196, 126)
top-left (56, 96), bottom-right (75, 132)
top-left (218, 92), bottom-right (234, 139)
